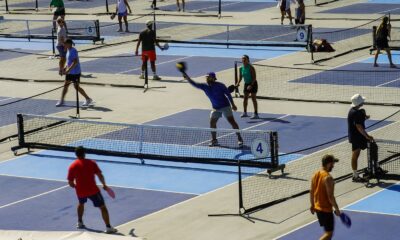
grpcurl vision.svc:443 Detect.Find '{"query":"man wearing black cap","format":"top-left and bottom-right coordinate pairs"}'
top-left (185, 72), bottom-right (243, 147)
top-left (310, 154), bottom-right (341, 240)
top-left (135, 20), bottom-right (165, 80)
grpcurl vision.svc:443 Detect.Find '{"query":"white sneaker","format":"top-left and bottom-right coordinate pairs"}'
top-left (153, 75), bottom-right (161, 80)
top-left (139, 74), bottom-right (145, 79)
top-left (209, 140), bottom-right (220, 147)
top-left (55, 101), bottom-right (64, 107)
top-left (76, 222), bottom-right (85, 229)
top-left (250, 114), bottom-right (259, 119)
top-left (105, 226), bottom-right (118, 234)
top-left (240, 112), bottom-right (249, 118)
top-left (82, 98), bottom-right (93, 107)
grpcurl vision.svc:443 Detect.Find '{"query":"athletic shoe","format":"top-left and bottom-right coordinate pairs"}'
top-left (209, 140), bottom-right (220, 147)
top-left (238, 140), bottom-right (244, 148)
top-left (82, 98), bottom-right (93, 107)
top-left (352, 176), bottom-right (367, 183)
top-left (250, 114), bottom-right (259, 119)
top-left (139, 74), bottom-right (145, 79)
top-left (105, 226), bottom-right (118, 234)
top-left (76, 222), bottom-right (86, 229)
top-left (55, 101), bottom-right (64, 107)
top-left (240, 112), bottom-right (249, 118)
top-left (153, 75), bottom-right (161, 80)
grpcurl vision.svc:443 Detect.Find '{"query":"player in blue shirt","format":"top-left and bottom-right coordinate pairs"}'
top-left (186, 72), bottom-right (243, 147)
top-left (56, 39), bottom-right (93, 107)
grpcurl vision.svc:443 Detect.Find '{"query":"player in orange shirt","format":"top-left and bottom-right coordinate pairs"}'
top-left (310, 154), bottom-right (341, 240)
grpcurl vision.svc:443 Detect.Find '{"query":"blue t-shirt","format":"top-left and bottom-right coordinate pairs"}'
top-left (188, 79), bottom-right (233, 109)
top-left (66, 47), bottom-right (81, 75)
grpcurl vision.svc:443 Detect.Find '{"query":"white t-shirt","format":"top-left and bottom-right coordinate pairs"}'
top-left (57, 27), bottom-right (67, 47)
top-left (117, 0), bottom-right (127, 13)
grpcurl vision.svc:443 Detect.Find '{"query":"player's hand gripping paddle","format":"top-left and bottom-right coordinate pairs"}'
top-left (176, 61), bottom-right (188, 79)
top-left (105, 186), bottom-right (116, 199)
top-left (340, 212), bottom-right (352, 228)
top-left (228, 85), bottom-right (239, 93)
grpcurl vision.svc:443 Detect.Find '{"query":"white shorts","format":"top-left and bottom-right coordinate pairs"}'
top-left (210, 106), bottom-right (233, 119)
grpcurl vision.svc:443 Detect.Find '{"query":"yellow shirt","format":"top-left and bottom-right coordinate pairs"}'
top-left (312, 169), bottom-right (332, 213)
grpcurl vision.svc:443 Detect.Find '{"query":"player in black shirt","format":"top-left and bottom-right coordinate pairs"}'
top-left (347, 94), bottom-right (374, 182)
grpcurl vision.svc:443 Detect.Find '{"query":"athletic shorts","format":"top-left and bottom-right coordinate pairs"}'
top-left (210, 106), bottom-right (233, 120)
top-left (351, 140), bottom-right (368, 151)
top-left (244, 81), bottom-right (258, 94)
top-left (56, 45), bottom-right (66, 58)
top-left (78, 192), bottom-right (105, 207)
top-left (66, 74), bottom-right (81, 82)
top-left (53, 8), bottom-right (65, 17)
top-left (142, 50), bottom-right (156, 62)
top-left (316, 210), bottom-right (334, 232)
top-left (118, 11), bottom-right (128, 17)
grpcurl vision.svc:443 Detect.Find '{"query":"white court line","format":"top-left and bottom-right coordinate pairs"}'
top-left (375, 77), bottom-right (400, 87)
top-left (117, 56), bottom-right (191, 75)
top-left (0, 185), bottom-right (68, 209)
top-left (0, 97), bottom-right (13, 102)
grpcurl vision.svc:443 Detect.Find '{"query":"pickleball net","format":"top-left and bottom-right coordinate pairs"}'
top-left (12, 114), bottom-right (282, 169)
top-left (234, 62), bottom-right (400, 107)
top-left (367, 139), bottom-right (400, 181)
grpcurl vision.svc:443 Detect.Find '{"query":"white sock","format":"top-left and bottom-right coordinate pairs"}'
top-left (153, 72), bottom-right (157, 76)
top-left (353, 170), bottom-right (358, 178)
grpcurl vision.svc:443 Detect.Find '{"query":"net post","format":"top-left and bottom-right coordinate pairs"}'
top-left (52, 28), bottom-right (56, 56)
top-left (5, 0), bottom-right (9, 12)
top-left (218, 0), bottom-right (222, 18)
top-left (35, 0), bottom-right (38, 11)
top-left (308, 25), bottom-right (314, 63)
top-left (234, 61), bottom-right (239, 97)
top-left (270, 131), bottom-right (278, 168)
top-left (95, 20), bottom-right (101, 41)
top-left (106, 0), bottom-right (109, 13)
top-left (238, 160), bottom-right (245, 212)
top-left (16, 114), bottom-right (25, 147)
top-left (26, 20), bottom-right (31, 42)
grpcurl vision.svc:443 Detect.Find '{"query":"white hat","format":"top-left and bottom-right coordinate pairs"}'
top-left (146, 20), bottom-right (153, 26)
top-left (351, 94), bottom-right (365, 107)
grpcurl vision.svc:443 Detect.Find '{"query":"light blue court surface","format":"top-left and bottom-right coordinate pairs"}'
top-left (368, 0), bottom-right (400, 3)
top-left (362, 51), bottom-right (400, 64)
top-left (0, 38), bottom-right (93, 51)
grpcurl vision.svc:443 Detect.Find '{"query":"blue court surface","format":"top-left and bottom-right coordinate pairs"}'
top-left (155, 0), bottom-right (276, 13)
top-left (0, 97), bottom-right (73, 127)
top-left (277, 183), bottom-right (400, 240)
top-left (291, 54), bottom-right (400, 88)
top-left (5, 0), bottom-right (106, 10)
top-left (0, 109), bottom-right (389, 231)
top-left (320, 2), bottom-right (400, 14)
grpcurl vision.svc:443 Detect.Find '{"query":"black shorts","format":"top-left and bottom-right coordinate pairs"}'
top-left (54, 8), bottom-right (66, 17)
top-left (316, 210), bottom-right (334, 232)
top-left (376, 38), bottom-right (389, 49)
top-left (244, 82), bottom-right (258, 94)
top-left (66, 74), bottom-right (81, 82)
top-left (351, 139), bottom-right (368, 151)
top-left (78, 192), bottom-right (105, 207)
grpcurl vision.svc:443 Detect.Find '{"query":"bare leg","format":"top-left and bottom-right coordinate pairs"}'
top-left (124, 16), bottom-right (129, 32)
top-left (73, 82), bottom-right (90, 100)
top-left (374, 49), bottom-right (380, 67)
top-left (386, 49), bottom-right (396, 67)
top-left (182, 0), bottom-right (185, 11)
top-left (77, 203), bottom-right (84, 223)
top-left (227, 116), bottom-right (243, 142)
top-left (243, 92), bottom-right (249, 114)
top-left (320, 231), bottom-right (333, 240)
top-left (60, 81), bottom-right (71, 102)
top-left (280, 11), bottom-right (284, 24)
top-left (150, 61), bottom-right (156, 73)
top-left (117, 16), bottom-right (123, 32)
top-left (176, 0), bottom-right (180, 11)
top-left (59, 57), bottom-right (66, 75)
top-left (251, 93), bottom-right (258, 114)
top-left (210, 118), bottom-right (218, 141)
top-left (100, 205), bottom-right (111, 226)
top-left (352, 149), bottom-right (361, 172)
top-left (287, 10), bottom-right (293, 24)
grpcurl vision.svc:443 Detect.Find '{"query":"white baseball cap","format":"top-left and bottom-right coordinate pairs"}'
top-left (351, 94), bottom-right (365, 107)
top-left (146, 20), bottom-right (153, 26)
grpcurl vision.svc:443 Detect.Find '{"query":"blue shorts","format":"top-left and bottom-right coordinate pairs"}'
top-left (118, 11), bottom-right (128, 17)
top-left (57, 46), bottom-right (66, 58)
top-left (78, 192), bottom-right (105, 207)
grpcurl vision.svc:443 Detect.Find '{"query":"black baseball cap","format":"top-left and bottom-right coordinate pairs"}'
top-left (322, 154), bottom-right (339, 165)
top-left (65, 38), bottom-right (74, 45)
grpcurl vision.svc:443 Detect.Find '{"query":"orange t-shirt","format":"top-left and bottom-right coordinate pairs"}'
top-left (311, 169), bottom-right (332, 213)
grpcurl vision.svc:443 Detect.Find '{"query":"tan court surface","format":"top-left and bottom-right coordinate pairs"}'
top-left (1, 0), bottom-right (400, 239)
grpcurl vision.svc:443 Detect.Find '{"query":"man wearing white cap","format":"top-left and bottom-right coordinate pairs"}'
top-left (135, 20), bottom-right (165, 80)
top-left (347, 94), bottom-right (374, 182)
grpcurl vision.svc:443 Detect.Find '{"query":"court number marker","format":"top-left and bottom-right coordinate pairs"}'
top-left (251, 138), bottom-right (269, 158)
top-left (296, 27), bottom-right (307, 42)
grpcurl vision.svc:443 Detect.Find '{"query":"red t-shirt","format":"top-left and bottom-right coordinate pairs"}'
top-left (67, 158), bottom-right (101, 198)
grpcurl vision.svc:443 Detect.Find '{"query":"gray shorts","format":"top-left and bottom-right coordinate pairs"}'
top-left (210, 106), bottom-right (233, 119)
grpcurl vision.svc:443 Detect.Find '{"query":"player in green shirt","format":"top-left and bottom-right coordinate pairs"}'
top-left (236, 55), bottom-right (259, 119)
top-left (50, 0), bottom-right (65, 31)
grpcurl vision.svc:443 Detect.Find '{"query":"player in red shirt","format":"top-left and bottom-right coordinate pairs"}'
top-left (67, 146), bottom-right (117, 234)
